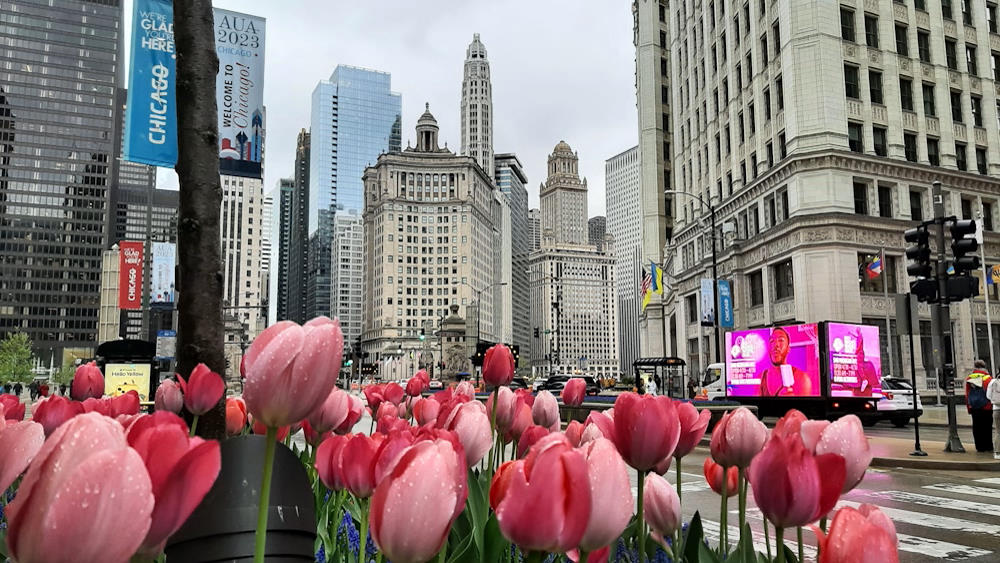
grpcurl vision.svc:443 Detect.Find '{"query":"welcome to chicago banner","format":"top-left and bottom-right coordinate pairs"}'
top-left (214, 8), bottom-right (266, 179)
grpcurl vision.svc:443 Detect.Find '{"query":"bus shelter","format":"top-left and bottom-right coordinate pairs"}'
top-left (632, 357), bottom-right (688, 398)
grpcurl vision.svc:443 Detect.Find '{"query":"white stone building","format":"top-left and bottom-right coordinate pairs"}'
top-left (221, 175), bottom-right (268, 347)
top-left (333, 211), bottom-right (364, 348)
top-left (606, 145), bottom-right (643, 375)
top-left (461, 33), bottom-right (494, 181)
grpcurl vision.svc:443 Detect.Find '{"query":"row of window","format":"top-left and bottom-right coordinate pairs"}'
top-left (848, 119), bottom-right (991, 173)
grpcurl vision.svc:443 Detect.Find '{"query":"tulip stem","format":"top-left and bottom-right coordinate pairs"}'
top-left (763, 518), bottom-right (772, 560)
top-left (189, 414), bottom-right (199, 437)
top-left (637, 469), bottom-right (647, 563)
top-left (738, 468), bottom-right (747, 540)
top-left (775, 527), bottom-right (785, 563)
top-left (578, 549), bottom-right (589, 563)
top-left (253, 426), bottom-right (278, 563)
top-left (820, 515), bottom-right (828, 533)
top-left (487, 388), bottom-right (498, 475)
top-left (797, 526), bottom-right (804, 562)
top-left (358, 499), bottom-right (369, 563)
top-left (526, 551), bottom-right (544, 563)
top-left (436, 541), bottom-right (447, 563)
top-left (719, 467), bottom-right (728, 553)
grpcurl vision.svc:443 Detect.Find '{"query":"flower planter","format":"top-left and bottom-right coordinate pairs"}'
top-left (165, 435), bottom-right (316, 562)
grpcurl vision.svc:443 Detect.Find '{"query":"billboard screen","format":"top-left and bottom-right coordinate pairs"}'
top-left (118, 241), bottom-right (144, 310)
top-left (725, 324), bottom-right (821, 397)
top-left (213, 8), bottom-right (266, 179)
top-left (828, 322), bottom-right (884, 398)
top-left (150, 241), bottom-right (176, 304)
top-left (105, 363), bottom-right (152, 402)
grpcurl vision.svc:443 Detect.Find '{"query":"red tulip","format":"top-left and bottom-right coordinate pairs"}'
top-left (341, 433), bottom-right (385, 498)
top-left (505, 400), bottom-right (533, 444)
top-left (370, 439), bottom-right (468, 563)
top-left (372, 430), bottom-right (418, 483)
top-left (378, 414), bottom-right (411, 435)
top-left (565, 420), bottom-right (585, 447)
top-left (127, 411), bottom-right (221, 554)
top-left (747, 433), bottom-right (846, 528)
top-left (709, 406), bottom-right (768, 469)
top-left (376, 401), bottom-right (399, 421)
top-left (0, 420), bottom-right (44, 493)
top-left (492, 433), bottom-right (591, 553)
top-left (813, 415), bottom-right (872, 493)
top-left (383, 382), bottom-right (406, 405)
top-left (482, 343), bottom-right (515, 387)
top-left (110, 390), bottom-right (140, 417)
top-left (532, 390), bottom-right (560, 431)
top-left (364, 383), bottom-right (386, 413)
top-left (490, 460), bottom-right (517, 511)
top-left (702, 457), bottom-right (738, 497)
top-left (672, 402), bottom-right (711, 459)
top-left (773, 409), bottom-right (808, 440)
top-left (413, 397), bottom-right (441, 426)
top-left (30, 395), bottom-right (84, 436)
top-left (81, 396), bottom-right (112, 416)
top-left (315, 433), bottom-right (349, 491)
top-left (514, 387), bottom-right (535, 407)
top-left (70, 361), bottom-right (104, 401)
top-left (243, 317), bottom-right (344, 428)
top-left (336, 393), bottom-right (365, 434)
top-left (611, 393), bottom-right (681, 471)
top-left (644, 472), bottom-right (682, 538)
top-left (176, 363), bottom-right (224, 416)
top-left (154, 379), bottom-right (184, 414)
top-left (405, 376), bottom-right (426, 397)
top-left (6, 413), bottom-right (154, 563)
top-left (226, 397), bottom-right (248, 436)
top-left (578, 438), bottom-right (633, 552)
top-left (562, 378), bottom-right (586, 407)
top-left (309, 387), bottom-right (351, 434)
top-left (517, 424), bottom-right (550, 458)
top-left (1, 393), bottom-right (25, 421)
top-left (442, 400), bottom-right (492, 467)
top-left (813, 505), bottom-right (899, 563)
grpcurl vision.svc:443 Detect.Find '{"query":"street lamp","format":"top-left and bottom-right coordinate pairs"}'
top-left (664, 190), bottom-right (721, 364)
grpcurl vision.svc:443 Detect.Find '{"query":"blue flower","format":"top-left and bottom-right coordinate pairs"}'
top-left (338, 510), bottom-right (360, 555)
top-left (315, 545), bottom-right (326, 563)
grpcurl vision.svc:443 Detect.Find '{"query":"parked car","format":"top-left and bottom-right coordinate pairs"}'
top-left (531, 377), bottom-right (547, 392)
top-left (428, 379), bottom-right (444, 390)
top-left (508, 377), bottom-right (530, 390)
top-left (538, 375), bottom-right (600, 396)
top-left (868, 377), bottom-right (923, 427)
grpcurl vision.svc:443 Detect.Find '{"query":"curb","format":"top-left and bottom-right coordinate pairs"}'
top-left (870, 455), bottom-right (1000, 471)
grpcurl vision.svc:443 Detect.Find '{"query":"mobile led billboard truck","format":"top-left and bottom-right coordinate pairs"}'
top-left (724, 322), bottom-right (880, 418)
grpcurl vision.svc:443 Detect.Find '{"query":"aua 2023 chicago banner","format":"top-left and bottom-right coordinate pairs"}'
top-left (124, 2), bottom-right (266, 179)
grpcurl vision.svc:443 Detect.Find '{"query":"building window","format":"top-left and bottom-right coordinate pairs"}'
top-left (927, 138), bottom-right (940, 165)
top-left (977, 147), bottom-right (989, 174)
top-left (858, 253), bottom-right (897, 293)
top-left (841, 7), bottom-right (856, 42)
top-left (873, 126), bottom-right (888, 156)
top-left (904, 133), bottom-right (919, 162)
top-left (854, 182), bottom-right (869, 214)
top-left (878, 185), bottom-right (893, 218)
top-left (910, 189), bottom-right (924, 221)
top-left (946, 38), bottom-right (959, 69)
top-left (962, 198), bottom-right (973, 219)
top-left (865, 14), bottom-right (879, 47)
top-left (971, 95), bottom-right (983, 126)
top-left (989, 3), bottom-right (999, 33)
top-left (848, 122), bottom-right (864, 153)
top-left (749, 270), bottom-right (764, 306)
top-left (962, 0), bottom-right (973, 25)
top-left (951, 90), bottom-right (963, 122)
top-left (772, 260), bottom-right (794, 300)
top-left (761, 35), bottom-right (769, 66)
top-left (956, 142), bottom-right (968, 170)
top-left (764, 88), bottom-right (772, 119)
top-left (895, 24), bottom-right (909, 55)
top-left (779, 132), bottom-right (787, 158)
top-left (967, 45), bottom-right (978, 75)
top-left (922, 83), bottom-right (936, 116)
top-left (900, 77), bottom-right (914, 111)
top-left (776, 75), bottom-right (784, 109)
top-left (943, 0), bottom-right (953, 19)
top-left (767, 142), bottom-right (774, 166)
top-left (773, 20), bottom-right (782, 55)
top-left (985, 201), bottom-right (995, 231)
top-left (992, 51), bottom-right (1000, 80)
top-left (869, 70), bottom-right (883, 103)
top-left (917, 30), bottom-right (931, 62)
top-left (915, 0), bottom-right (927, 10)
top-left (686, 294), bottom-right (698, 324)
top-left (844, 65), bottom-right (860, 98)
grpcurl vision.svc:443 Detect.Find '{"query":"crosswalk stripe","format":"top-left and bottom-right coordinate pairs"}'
top-left (700, 517), bottom-right (817, 560)
top-left (973, 477), bottom-right (1000, 486)
top-left (838, 500), bottom-right (1000, 535)
top-left (863, 490), bottom-right (1000, 515)
top-left (924, 483), bottom-right (1000, 497)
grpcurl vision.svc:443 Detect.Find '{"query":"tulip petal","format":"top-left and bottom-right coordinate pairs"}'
top-left (142, 440), bottom-right (221, 551)
top-left (0, 421), bottom-right (44, 493)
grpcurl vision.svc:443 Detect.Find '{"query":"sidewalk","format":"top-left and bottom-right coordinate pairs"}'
top-left (918, 405), bottom-right (973, 428)
top-left (869, 434), bottom-right (1000, 471)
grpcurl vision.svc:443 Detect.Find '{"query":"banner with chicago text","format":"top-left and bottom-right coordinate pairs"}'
top-left (214, 8), bottom-right (266, 179)
top-left (124, 0), bottom-right (177, 167)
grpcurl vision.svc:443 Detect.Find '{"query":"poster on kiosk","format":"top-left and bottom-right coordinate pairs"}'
top-left (827, 322), bottom-right (884, 398)
top-left (725, 323), bottom-right (821, 397)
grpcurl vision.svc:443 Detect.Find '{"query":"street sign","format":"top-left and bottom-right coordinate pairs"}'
top-left (155, 330), bottom-right (176, 360)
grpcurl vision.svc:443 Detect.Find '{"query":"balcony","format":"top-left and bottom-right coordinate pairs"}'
top-left (893, 2), bottom-right (907, 20)
top-left (954, 122), bottom-right (967, 141)
top-left (975, 127), bottom-right (988, 145)
top-left (926, 116), bottom-right (940, 135)
top-left (846, 99), bottom-right (863, 118)
top-left (872, 105), bottom-right (888, 123)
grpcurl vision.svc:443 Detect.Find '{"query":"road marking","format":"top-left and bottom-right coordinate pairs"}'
top-left (974, 477), bottom-right (1000, 486)
top-left (838, 500), bottom-right (1000, 535)
top-left (701, 517), bottom-right (817, 560)
top-left (923, 483), bottom-right (1000, 497)
top-left (864, 490), bottom-right (1000, 515)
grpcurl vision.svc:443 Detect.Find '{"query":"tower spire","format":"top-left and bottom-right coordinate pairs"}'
top-left (460, 33), bottom-right (494, 180)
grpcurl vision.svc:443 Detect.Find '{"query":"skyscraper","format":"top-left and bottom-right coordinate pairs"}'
top-left (495, 154), bottom-right (530, 362)
top-left (588, 216), bottom-right (607, 251)
top-left (286, 130), bottom-right (310, 323)
top-left (528, 208), bottom-right (541, 252)
top-left (606, 145), bottom-right (641, 374)
top-left (309, 66), bottom-right (401, 319)
top-left (332, 211), bottom-right (363, 348)
top-left (460, 34), bottom-right (494, 180)
top-left (220, 175), bottom-right (268, 337)
top-left (275, 178), bottom-right (294, 321)
top-left (0, 0), bottom-right (123, 361)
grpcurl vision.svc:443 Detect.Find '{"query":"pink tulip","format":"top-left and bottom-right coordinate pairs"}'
top-left (582, 411), bottom-right (614, 443)
top-left (1, 394), bottom-right (24, 422)
top-left (30, 395), bottom-right (84, 436)
top-left (70, 361), bottom-right (104, 401)
top-left (644, 472), bottom-right (682, 538)
top-left (773, 409), bottom-right (808, 439)
top-left (483, 343), bottom-right (516, 387)
top-left (110, 390), bottom-right (140, 417)
top-left (336, 393), bottom-right (365, 434)
top-left (800, 419), bottom-right (831, 452)
top-left (578, 438), bottom-right (633, 552)
top-left (309, 387), bottom-right (351, 434)
top-left (405, 376), bottom-right (426, 397)
top-left (561, 378), bottom-right (586, 407)
top-left (442, 400), bottom-right (492, 467)
top-left (703, 457), bottom-right (738, 497)
top-left (505, 400), bottom-right (533, 444)
top-left (492, 433), bottom-right (591, 553)
top-left (489, 386), bottom-right (518, 430)
top-left (413, 397), bottom-right (441, 426)
top-left (243, 317), bottom-right (344, 428)
top-left (0, 420), bottom-right (44, 493)
top-left (176, 363), bottom-right (225, 416)
top-left (250, 416), bottom-right (290, 442)
top-left (154, 379), bottom-right (184, 414)
top-left (376, 401), bottom-right (399, 421)
top-left (414, 369), bottom-right (431, 386)
top-left (532, 390), bottom-right (560, 431)
top-left (514, 388), bottom-right (535, 407)
top-left (813, 505), bottom-right (899, 563)
top-left (383, 382), bottom-right (406, 405)
top-left (127, 411), bottom-right (222, 554)
top-left (565, 420), bottom-right (585, 447)
top-left (226, 397), bottom-right (248, 436)
top-left (341, 433), bottom-right (385, 498)
top-left (709, 407), bottom-right (768, 468)
top-left (315, 434), bottom-right (349, 491)
top-left (813, 415), bottom-right (872, 493)
top-left (517, 424), bottom-right (550, 458)
top-left (610, 393), bottom-right (681, 471)
top-left (455, 380), bottom-right (475, 399)
top-left (371, 439), bottom-right (468, 563)
top-left (6, 413), bottom-right (154, 563)
top-left (364, 383), bottom-right (386, 413)
top-left (747, 433), bottom-right (846, 529)
top-left (372, 430), bottom-right (418, 483)
top-left (301, 419), bottom-right (329, 447)
top-left (672, 402), bottom-right (711, 459)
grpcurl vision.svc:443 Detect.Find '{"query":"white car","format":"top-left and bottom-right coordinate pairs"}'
top-left (872, 377), bottom-right (923, 427)
top-left (532, 378), bottom-right (547, 392)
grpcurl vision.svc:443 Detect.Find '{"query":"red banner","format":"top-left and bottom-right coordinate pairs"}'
top-left (118, 241), bottom-right (144, 310)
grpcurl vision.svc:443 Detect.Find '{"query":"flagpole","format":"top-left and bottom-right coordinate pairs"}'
top-left (882, 247), bottom-right (896, 377)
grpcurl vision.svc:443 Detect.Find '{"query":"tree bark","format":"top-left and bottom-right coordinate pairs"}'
top-left (174, 0), bottom-right (226, 439)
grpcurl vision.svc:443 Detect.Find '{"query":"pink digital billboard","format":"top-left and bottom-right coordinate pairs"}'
top-left (725, 324), bottom-right (821, 397)
top-left (827, 322), bottom-right (884, 398)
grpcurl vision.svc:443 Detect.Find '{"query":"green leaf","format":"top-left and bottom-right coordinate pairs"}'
top-left (727, 523), bottom-right (759, 563)
top-left (684, 511), bottom-right (706, 563)
top-left (781, 543), bottom-right (800, 563)
top-left (445, 532), bottom-right (476, 563)
top-left (482, 514), bottom-right (508, 563)
top-left (464, 468), bottom-right (488, 557)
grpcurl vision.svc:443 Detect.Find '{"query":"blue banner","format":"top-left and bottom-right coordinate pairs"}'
top-left (124, 0), bottom-right (177, 167)
top-left (718, 279), bottom-right (734, 328)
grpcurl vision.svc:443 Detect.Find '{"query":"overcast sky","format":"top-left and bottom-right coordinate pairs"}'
top-left (144, 1), bottom-right (638, 215)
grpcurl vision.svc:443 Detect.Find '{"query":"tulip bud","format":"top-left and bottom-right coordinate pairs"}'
top-left (482, 344), bottom-right (515, 387)
top-left (532, 390), bottom-right (560, 431)
top-left (561, 378), bottom-right (586, 407)
top-left (70, 361), bottom-right (104, 401)
top-left (177, 363), bottom-right (225, 416)
top-left (709, 406), bottom-right (768, 469)
top-left (225, 397), bottom-right (248, 436)
top-left (30, 395), bottom-right (84, 436)
top-left (154, 379), bottom-right (184, 414)
top-left (0, 394), bottom-right (26, 421)
top-left (644, 472), bottom-right (682, 538)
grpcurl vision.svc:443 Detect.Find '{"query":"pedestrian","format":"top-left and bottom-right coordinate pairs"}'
top-left (964, 359), bottom-right (994, 453)
top-left (988, 374), bottom-right (1000, 460)
top-left (39, 382), bottom-right (49, 398)
top-left (647, 375), bottom-right (658, 396)
top-left (13, 382), bottom-right (22, 397)
top-left (28, 381), bottom-right (38, 401)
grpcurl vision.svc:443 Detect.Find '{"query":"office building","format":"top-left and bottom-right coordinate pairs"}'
top-left (221, 175), bottom-right (268, 339)
top-left (529, 141), bottom-right (618, 377)
top-left (275, 178), bottom-right (295, 321)
top-left (496, 153), bottom-right (531, 363)
top-left (528, 208), bottom-right (541, 252)
top-left (588, 216), bottom-right (607, 250)
top-left (332, 211), bottom-right (364, 347)
top-left (461, 33), bottom-right (495, 180)
top-left (286, 130), bottom-right (310, 323)
top-left (648, 0), bottom-right (1000, 384)
top-left (0, 0), bottom-right (123, 361)
top-left (606, 145), bottom-right (642, 374)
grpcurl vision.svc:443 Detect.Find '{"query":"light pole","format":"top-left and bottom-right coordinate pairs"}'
top-left (664, 190), bottom-right (721, 364)
top-left (457, 280), bottom-right (508, 384)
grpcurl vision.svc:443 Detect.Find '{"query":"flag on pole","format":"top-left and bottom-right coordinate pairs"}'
top-left (866, 253), bottom-right (883, 279)
top-left (651, 261), bottom-right (664, 294)
top-left (641, 267), bottom-right (652, 310)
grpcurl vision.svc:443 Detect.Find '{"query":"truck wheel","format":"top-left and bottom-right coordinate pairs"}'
top-left (861, 417), bottom-right (878, 427)
top-left (892, 418), bottom-right (909, 428)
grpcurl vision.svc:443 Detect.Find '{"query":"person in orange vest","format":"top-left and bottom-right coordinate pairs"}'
top-left (965, 359), bottom-right (993, 453)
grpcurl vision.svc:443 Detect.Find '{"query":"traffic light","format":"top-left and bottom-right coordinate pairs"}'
top-left (904, 225), bottom-right (937, 303)
top-left (534, 327), bottom-right (539, 338)
top-left (947, 218), bottom-right (980, 302)
top-left (420, 328), bottom-right (426, 341)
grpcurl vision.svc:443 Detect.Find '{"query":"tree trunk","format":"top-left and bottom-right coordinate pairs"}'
top-left (174, 0), bottom-right (225, 439)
